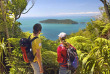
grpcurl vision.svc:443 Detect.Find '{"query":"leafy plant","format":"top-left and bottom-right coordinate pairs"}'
top-left (42, 51), bottom-right (59, 74)
top-left (0, 38), bottom-right (8, 73)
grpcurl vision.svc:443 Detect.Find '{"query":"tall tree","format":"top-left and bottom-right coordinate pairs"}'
top-left (0, 0), bottom-right (35, 48)
top-left (100, 0), bottom-right (110, 22)
top-left (0, 0), bottom-right (35, 73)
top-left (8, 0), bottom-right (35, 35)
top-left (0, 0), bottom-right (11, 52)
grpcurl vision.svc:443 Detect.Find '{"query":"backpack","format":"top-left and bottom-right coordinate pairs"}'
top-left (60, 44), bottom-right (79, 70)
top-left (67, 46), bottom-right (79, 70)
top-left (19, 35), bottom-right (38, 63)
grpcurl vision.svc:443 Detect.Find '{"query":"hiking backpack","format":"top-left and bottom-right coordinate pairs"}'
top-left (19, 36), bottom-right (38, 63)
top-left (67, 46), bottom-right (79, 70)
top-left (60, 44), bottom-right (79, 70)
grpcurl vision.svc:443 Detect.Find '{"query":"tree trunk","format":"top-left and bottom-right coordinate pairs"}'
top-left (12, 21), bottom-right (15, 37)
top-left (104, 0), bottom-right (110, 22)
top-left (0, 1), bottom-right (11, 52)
top-left (100, 0), bottom-right (110, 22)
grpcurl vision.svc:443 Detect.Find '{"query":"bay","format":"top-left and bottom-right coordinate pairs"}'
top-left (17, 16), bottom-right (94, 40)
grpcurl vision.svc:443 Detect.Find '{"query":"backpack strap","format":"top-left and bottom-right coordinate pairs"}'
top-left (59, 44), bottom-right (68, 62)
top-left (28, 35), bottom-right (38, 57)
top-left (60, 53), bottom-right (68, 67)
top-left (30, 36), bottom-right (38, 42)
top-left (59, 44), bottom-right (68, 61)
top-left (28, 35), bottom-right (31, 40)
top-left (28, 35), bottom-right (38, 42)
top-left (61, 53), bottom-right (68, 61)
top-left (59, 44), bottom-right (63, 47)
top-left (59, 63), bottom-right (67, 67)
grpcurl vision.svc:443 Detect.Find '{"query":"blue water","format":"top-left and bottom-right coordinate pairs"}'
top-left (17, 16), bottom-right (94, 40)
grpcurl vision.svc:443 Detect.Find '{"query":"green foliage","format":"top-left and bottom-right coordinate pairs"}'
top-left (1, 0), bottom-right (110, 74)
top-left (86, 20), bottom-right (105, 38)
top-left (5, 32), bottom-right (31, 73)
top-left (0, 0), bottom-right (35, 74)
top-left (8, 38), bottom-right (20, 47)
top-left (6, 33), bottom-right (60, 74)
top-left (41, 37), bottom-right (60, 52)
top-left (84, 38), bottom-right (110, 74)
top-left (102, 23), bottom-right (110, 35)
top-left (76, 30), bottom-right (91, 38)
top-left (0, 4), bottom-right (23, 39)
top-left (7, 32), bottom-right (31, 47)
top-left (66, 34), bottom-right (110, 74)
top-left (0, 38), bottom-right (8, 62)
top-left (42, 51), bottom-right (58, 66)
top-left (5, 47), bottom-right (33, 74)
top-left (0, 38), bottom-right (8, 72)
top-left (6, 37), bottom-right (33, 74)
top-left (0, 0), bottom-right (30, 39)
top-left (42, 51), bottom-right (58, 74)
top-left (102, 12), bottom-right (109, 22)
top-left (7, 0), bottom-right (27, 19)
top-left (19, 32), bottom-right (32, 38)
top-left (66, 36), bottom-right (91, 52)
top-left (10, 21), bottom-right (23, 38)
top-left (3, 19), bottom-right (110, 74)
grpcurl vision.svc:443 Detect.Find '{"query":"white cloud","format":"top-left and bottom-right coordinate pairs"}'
top-left (56, 12), bottom-right (100, 15)
top-left (20, 11), bottom-right (101, 17)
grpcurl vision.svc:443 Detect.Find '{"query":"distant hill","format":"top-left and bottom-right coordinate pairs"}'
top-left (40, 19), bottom-right (78, 24)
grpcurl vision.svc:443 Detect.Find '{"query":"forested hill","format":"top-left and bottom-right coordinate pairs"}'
top-left (40, 19), bottom-right (78, 24)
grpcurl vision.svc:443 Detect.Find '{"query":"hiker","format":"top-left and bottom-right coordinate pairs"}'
top-left (57, 32), bottom-right (77, 74)
top-left (30, 23), bottom-right (43, 74)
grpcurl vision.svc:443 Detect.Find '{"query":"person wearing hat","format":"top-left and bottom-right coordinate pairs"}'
top-left (57, 32), bottom-right (71, 74)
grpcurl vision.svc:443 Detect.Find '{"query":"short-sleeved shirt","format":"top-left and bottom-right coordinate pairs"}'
top-left (30, 33), bottom-right (42, 62)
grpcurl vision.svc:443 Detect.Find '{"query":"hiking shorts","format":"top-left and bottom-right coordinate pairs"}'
top-left (31, 62), bottom-right (43, 74)
top-left (59, 66), bottom-right (71, 74)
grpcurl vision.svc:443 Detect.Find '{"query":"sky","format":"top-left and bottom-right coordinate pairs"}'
top-left (21, 0), bottom-right (104, 17)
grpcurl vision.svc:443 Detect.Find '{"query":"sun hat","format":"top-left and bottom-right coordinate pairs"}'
top-left (58, 32), bottom-right (66, 38)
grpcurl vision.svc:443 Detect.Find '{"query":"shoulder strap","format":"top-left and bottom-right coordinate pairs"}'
top-left (28, 35), bottom-right (31, 40)
top-left (59, 44), bottom-right (68, 61)
top-left (59, 44), bottom-right (63, 47)
top-left (30, 36), bottom-right (38, 42)
top-left (28, 35), bottom-right (38, 42)
top-left (61, 52), bottom-right (68, 61)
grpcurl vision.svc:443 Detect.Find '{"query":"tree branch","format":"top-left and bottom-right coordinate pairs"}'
top-left (22, 0), bottom-right (35, 14)
top-left (15, 13), bottom-right (21, 20)
top-left (100, 0), bottom-right (104, 3)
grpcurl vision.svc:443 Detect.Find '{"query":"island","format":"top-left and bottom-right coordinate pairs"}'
top-left (40, 19), bottom-right (78, 24)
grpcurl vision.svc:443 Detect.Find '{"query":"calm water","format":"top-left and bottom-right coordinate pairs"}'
top-left (17, 16), bottom-right (94, 40)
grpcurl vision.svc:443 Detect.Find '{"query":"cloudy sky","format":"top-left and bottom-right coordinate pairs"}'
top-left (21, 0), bottom-right (103, 17)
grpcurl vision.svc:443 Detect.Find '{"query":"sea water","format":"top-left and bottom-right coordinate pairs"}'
top-left (17, 16), bottom-right (94, 41)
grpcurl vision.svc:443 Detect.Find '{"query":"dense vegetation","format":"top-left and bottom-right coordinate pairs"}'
top-left (0, 0), bottom-right (110, 74)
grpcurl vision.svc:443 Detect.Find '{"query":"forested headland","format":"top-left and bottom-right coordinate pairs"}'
top-left (0, 0), bottom-right (110, 74)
